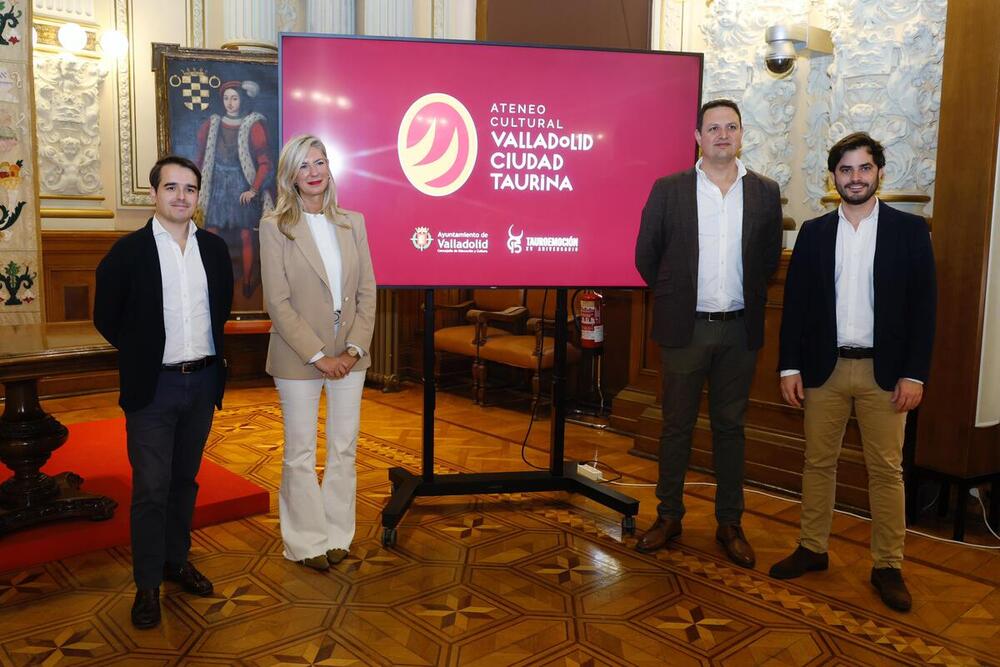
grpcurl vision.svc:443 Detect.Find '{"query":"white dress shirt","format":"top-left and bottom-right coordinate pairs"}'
top-left (835, 200), bottom-right (878, 348)
top-left (304, 211), bottom-right (343, 312)
top-left (303, 211), bottom-right (364, 364)
top-left (695, 157), bottom-right (746, 312)
top-left (152, 217), bottom-right (215, 364)
top-left (780, 199), bottom-right (919, 383)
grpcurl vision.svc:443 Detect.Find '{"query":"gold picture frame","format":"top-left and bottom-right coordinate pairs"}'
top-left (152, 42), bottom-right (278, 315)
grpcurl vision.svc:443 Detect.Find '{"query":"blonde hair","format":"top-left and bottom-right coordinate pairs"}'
top-left (266, 134), bottom-right (348, 239)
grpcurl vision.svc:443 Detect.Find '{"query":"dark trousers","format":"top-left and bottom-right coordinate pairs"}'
top-left (656, 319), bottom-right (757, 524)
top-left (125, 366), bottom-right (218, 588)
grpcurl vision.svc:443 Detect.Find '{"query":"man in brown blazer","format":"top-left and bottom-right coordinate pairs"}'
top-left (634, 99), bottom-right (783, 567)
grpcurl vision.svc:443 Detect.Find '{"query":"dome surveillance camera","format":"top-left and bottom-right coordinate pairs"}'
top-left (765, 41), bottom-right (797, 76)
top-left (763, 25), bottom-right (833, 76)
top-left (765, 26), bottom-right (801, 77)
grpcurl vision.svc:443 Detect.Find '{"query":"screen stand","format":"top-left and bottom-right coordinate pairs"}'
top-left (379, 288), bottom-right (639, 547)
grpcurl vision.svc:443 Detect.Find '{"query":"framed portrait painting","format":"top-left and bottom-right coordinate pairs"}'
top-left (152, 43), bottom-right (277, 315)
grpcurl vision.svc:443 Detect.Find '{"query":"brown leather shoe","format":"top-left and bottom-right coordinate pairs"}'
top-left (635, 516), bottom-right (682, 553)
top-left (769, 545), bottom-right (829, 580)
top-left (870, 567), bottom-right (912, 612)
top-left (716, 524), bottom-right (756, 568)
top-left (299, 555), bottom-right (330, 571)
top-left (326, 548), bottom-right (348, 565)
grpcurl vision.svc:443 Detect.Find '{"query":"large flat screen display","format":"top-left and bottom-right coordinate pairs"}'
top-left (280, 35), bottom-right (702, 287)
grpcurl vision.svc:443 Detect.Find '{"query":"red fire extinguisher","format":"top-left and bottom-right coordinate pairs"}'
top-left (579, 289), bottom-right (604, 349)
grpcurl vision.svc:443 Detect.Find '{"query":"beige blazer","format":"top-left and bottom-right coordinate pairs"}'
top-left (260, 208), bottom-right (377, 380)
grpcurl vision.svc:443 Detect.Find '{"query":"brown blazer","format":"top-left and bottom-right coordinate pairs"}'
top-left (634, 167), bottom-right (783, 351)
top-left (261, 208), bottom-right (377, 379)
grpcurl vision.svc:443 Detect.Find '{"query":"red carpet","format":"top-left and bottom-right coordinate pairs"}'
top-left (0, 418), bottom-right (269, 572)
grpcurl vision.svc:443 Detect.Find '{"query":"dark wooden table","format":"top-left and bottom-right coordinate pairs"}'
top-left (0, 322), bottom-right (118, 534)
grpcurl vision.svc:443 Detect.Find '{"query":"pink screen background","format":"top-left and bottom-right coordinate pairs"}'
top-left (280, 36), bottom-right (702, 287)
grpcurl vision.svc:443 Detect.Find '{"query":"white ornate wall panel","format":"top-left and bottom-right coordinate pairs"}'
top-left (115, 0), bottom-right (204, 209)
top-left (802, 53), bottom-right (834, 207)
top-left (33, 0), bottom-right (94, 21)
top-left (277, 0), bottom-right (297, 32)
top-left (678, 0), bottom-right (947, 222)
top-left (653, 0), bottom-right (686, 52)
top-left (698, 0), bottom-right (810, 192)
top-left (821, 0), bottom-right (946, 211)
top-left (35, 57), bottom-right (105, 195)
top-left (189, 0), bottom-right (205, 46)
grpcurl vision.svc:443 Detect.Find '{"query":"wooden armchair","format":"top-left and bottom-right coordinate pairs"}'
top-left (432, 288), bottom-right (525, 398)
top-left (475, 289), bottom-right (581, 405)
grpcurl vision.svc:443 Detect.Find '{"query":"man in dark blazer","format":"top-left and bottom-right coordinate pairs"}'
top-left (634, 99), bottom-right (783, 568)
top-left (770, 133), bottom-right (936, 613)
top-left (94, 155), bottom-right (233, 629)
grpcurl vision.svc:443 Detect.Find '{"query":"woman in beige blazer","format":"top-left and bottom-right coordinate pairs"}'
top-left (260, 134), bottom-right (376, 570)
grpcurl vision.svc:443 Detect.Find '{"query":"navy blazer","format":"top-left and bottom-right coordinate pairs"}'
top-left (94, 219), bottom-right (234, 412)
top-left (778, 201), bottom-right (936, 391)
top-left (635, 167), bottom-right (784, 350)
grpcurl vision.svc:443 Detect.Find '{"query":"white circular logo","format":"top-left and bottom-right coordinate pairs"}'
top-left (398, 93), bottom-right (477, 197)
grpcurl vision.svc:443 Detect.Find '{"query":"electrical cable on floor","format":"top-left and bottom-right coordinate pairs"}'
top-left (607, 479), bottom-right (1000, 549)
top-left (519, 411), bottom-right (547, 470)
top-left (972, 490), bottom-right (1000, 542)
top-left (921, 491), bottom-right (940, 513)
top-left (519, 289), bottom-right (549, 471)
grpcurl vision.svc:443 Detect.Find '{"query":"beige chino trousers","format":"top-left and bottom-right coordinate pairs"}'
top-left (800, 358), bottom-right (907, 569)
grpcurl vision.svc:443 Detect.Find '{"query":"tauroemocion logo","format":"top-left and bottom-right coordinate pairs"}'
top-left (506, 225), bottom-right (523, 254)
top-left (398, 93), bottom-right (478, 197)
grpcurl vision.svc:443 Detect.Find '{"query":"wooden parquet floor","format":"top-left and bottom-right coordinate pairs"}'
top-left (1, 385), bottom-right (998, 666)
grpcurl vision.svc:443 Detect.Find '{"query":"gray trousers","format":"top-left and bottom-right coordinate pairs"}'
top-left (125, 366), bottom-right (218, 588)
top-left (656, 318), bottom-right (757, 525)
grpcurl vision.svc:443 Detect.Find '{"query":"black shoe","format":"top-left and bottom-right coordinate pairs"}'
top-left (769, 546), bottom-right (829, 579)
top-left (163, 561), bottom-right (214, 596)
top-left (870, 567), bottom-right (912, 612)
top-left (131, 588), bottom-right (160, 629)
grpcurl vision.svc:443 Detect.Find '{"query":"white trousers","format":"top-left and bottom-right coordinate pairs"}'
top-left (274, 370), bottom-right (365, 561)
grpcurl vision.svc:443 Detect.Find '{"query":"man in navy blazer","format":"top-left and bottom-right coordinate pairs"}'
top-left (770, 133), bottom-right (936, 612)
top-left (95, 156), bottom-right (233, 629)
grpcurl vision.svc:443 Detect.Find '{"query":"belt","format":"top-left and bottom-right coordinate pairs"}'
top-left (695, 309), bottom-right (744, 322)
top-left (333, 309), bottom-right (342, 325)
top-left (161, 356), bottom-right (216, 374)
top-left (838, 346), bottom-right (874, 359)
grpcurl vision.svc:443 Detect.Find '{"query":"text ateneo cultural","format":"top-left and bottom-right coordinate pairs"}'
top-left (488, 102), bottom-right (594, 192)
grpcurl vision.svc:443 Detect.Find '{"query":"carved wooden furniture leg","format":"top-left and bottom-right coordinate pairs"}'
top-left (0, 379), bottom-right (117, 534)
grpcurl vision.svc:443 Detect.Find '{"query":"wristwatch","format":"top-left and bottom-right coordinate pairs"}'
top-left (346, 346), bottom-right (360, 358)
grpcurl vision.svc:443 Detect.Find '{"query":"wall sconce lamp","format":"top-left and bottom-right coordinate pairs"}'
top-left (764, 25), bottom-right (833, 77)
top-left (50, 22), bottom-right (127, 58)
top-left (99, 29), bottom-right (128, 58)
top-left (56, 21), bottom-right (87, 52)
